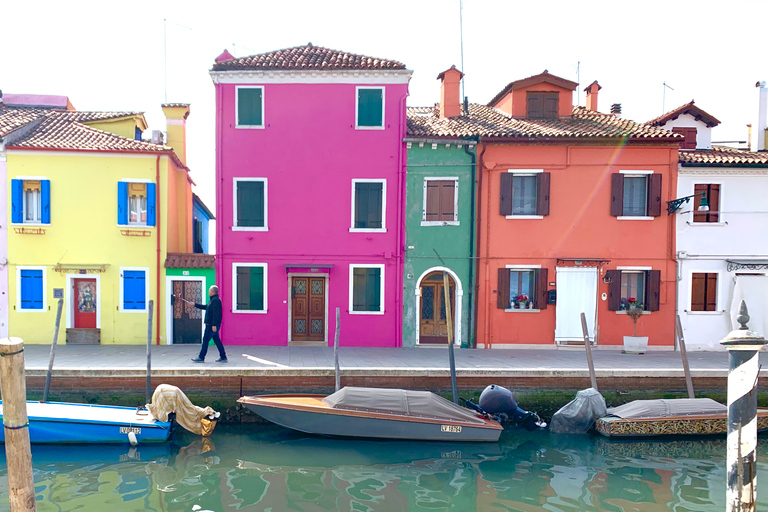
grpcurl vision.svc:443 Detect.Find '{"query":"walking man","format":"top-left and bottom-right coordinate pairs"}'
top-left (189, 285), bottom-right (227, 363)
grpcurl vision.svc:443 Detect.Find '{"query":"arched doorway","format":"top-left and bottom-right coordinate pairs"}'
top-left (417, 270), bottom-right (458, 345)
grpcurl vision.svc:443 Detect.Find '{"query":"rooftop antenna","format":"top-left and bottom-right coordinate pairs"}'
top-left (163, 18), bottom-right (193, 103)
top-left (232, 43), bottom-right (256, 57)
top-left (663, 81), bottom-right (674, 114)
top-left (459, 0), bottom-right (466, 100)
top-left (577, 61), bottom-right (581, 105)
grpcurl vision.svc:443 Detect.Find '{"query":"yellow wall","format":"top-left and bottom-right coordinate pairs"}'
top-left (83, 117), bottom-right (144, 140)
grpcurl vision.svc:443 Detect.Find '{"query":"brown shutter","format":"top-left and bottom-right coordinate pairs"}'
top-left (527, 92), bottom-right (543, 118)
top-left (500, 173), bottom-right (513, 215)
top-left (536, 172), bottom-right (551, 216)
top-left (706, 273), bottom-right (718, 311)
top-left (647, 270), bottom-right (661, 311)
top-left (693, 183), bottom-right (707, 223)
top-left (708, 184), bottom-right (720, 223)
top-left (607, 270), bottom-right (621, 311)
top-left (672, 127), bottom-right (697, 150)
top-left (610, 174), bottom-right (624, 217)
top-left (440, 181), bottom-right (455, 221)
top-left (497, 268), bottom-right (510, 309)
top-left (691, 273), bottom-right (705, 311)
top-left (543, 93), bottom-right (559, 119)
top-left (647, 174), bottom-right (662, 217)
top-left (537, 267), bottom-right (548, 310)
top-left (425, 181), bottom-right (439, 221)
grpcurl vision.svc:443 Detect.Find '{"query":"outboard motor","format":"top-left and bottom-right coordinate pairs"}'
top-left (479, 385), bottom-right (547, 430)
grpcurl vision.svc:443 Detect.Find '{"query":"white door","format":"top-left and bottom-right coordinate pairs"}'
top-left (555, 267), bottom-right (598, 342)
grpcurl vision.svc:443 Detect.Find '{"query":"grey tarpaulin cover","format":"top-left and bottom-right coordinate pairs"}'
top-left (606, 398), bottom-right (725, 419)
top-left (550, 388), bottom-right (607, 434)
top-left (322, 387), bottom-right (485, 425)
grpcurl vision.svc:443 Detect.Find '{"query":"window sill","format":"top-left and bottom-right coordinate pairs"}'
top-left (120, 308), bottom-right (149, 314)
top-left (235, 124), bottom-right (265, 129)
top-left (349, 310), bottom-right (385, 315)
top-left (12, 222), bottom-right (48, 226)
top-left (232, 226), bottom-right (268, 232)
top-left (119, 224), bottom-right (154, 229)
top-left (355, 125), bottom-right (385, 130)
top-left (617, 216), bottom-right (654, 221)
top-left (504, 308), bottom-right (540, 313)
top-left (17, 308), bottom-right (45, 313)
top-left (232, 309), bottom-right (268, 314)
top-left (505, 215), bottom-right (544, 220)
top-left (686, 222), bottom-right (726, 227)
top-left (349, 228), bottom-right (387, 233)
top-left (421, 221), bottom-right (460, 227)
top-left (685, 310), bottom-right (725, 315)
top-left (615, 310), bottom-right (651, 315)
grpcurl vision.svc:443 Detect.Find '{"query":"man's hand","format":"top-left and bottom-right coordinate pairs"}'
top-left (212, 326), bottom-right (217, 332)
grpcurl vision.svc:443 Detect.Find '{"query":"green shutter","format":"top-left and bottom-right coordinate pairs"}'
top-left (249, 267), bottom-right (264, 311)
top-left (357, 88), bottom-right (383, 127)
top-left (237, 181), bottom-right (264, 227)
top-left (238, 87), bottom-right (263, 126)
top-left (237, 266), bottom-right (264, 311)
top-left (367, 268), bottom-right (381, 311)
top-left (354, 182), bottom-right (382, 229)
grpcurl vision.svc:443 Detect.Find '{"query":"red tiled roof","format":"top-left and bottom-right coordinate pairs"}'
top-left (0, 105), bottom-right (47, 137)
top-left (647, 100), bottom-right (721, 128)
top-left (680, 145), bottom-right (768, 167)
top-left (165, 253), bottom-right (215, 269)
top-left (406, 104), bottom-right (682, 141)
top-left (488, 71), bottom-right (579, 108)
top-left (211, 44), bottom-right (406, 71)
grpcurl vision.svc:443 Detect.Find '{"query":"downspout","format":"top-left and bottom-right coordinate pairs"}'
top-left (215, 82), bottom-right (223, 296)
top-left (463, 138), bottom-right (477, 348)
top-left (155, 154), bottom-right (161, 345)
top-left (477, 142), bottom-right (489, 348)
top-left (395, 88), bottom-right (409, 347)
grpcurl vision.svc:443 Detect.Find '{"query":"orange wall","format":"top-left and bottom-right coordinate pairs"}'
top-left (476, 142), bottom-right (679, 348)
top-left (495, 83), bottom-right (574, 118)
top-left (164, 160), bottom-right (193, 254)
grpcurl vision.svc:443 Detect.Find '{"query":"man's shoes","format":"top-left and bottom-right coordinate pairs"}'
top-left (215, 358), bottom-right (228, 363)
top-left (191, 357), bottom-right (204, 363)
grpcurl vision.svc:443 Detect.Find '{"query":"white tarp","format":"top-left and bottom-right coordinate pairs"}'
top-left (606, 398), bottom-right (725, 419)
top-left (555, 267), bottom-right (597, 341)
top-left (730, 275), bottom-right (768, 337)
top-left (147, 384), bottom-right (218, 436)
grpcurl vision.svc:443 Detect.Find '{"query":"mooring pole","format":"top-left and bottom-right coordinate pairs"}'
top-left (580, 312), bottom-right (598, 391)
top-left (675, 314), bottom-right (695, 399)
top-left (146, 299), bottom-right (154, 405)
top-left (721, 300), bottom-right (766, 512)
top-left (0, 337), bottom-right (37, 511)
top-left (443, 272), bottom-right (458, 403)
top-left (41, 298), bottom-right (64, 403)
top-left (334, 307), bottom-right (341, 392)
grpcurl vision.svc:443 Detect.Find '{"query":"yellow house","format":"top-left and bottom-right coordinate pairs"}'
top-left (2, 96), bottom-right (194, 344)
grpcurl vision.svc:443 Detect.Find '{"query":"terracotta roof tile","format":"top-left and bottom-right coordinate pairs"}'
top-left (0, 105), bottom-right (47, 137)
top-left (647, 100), bottom-right (721, 128)
top-left (488, 71), bottom-right (579, 107)
top-left (165, 253), bottom-right (215, 269)
top-left (211, 44), bottom-right (406, 71)
top-left (680, 145), bottom-right (768, 167)
top-left (407, 104), bottom-right (682, 141)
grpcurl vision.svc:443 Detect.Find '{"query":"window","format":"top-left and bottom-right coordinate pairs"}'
top-left (233, 263), bottom-right (266, 313)
top-left (236, 86), bottom-right (264, 128)
top-left (18, 267), bottom-right (44, 311)
top-left (606, 269), bottom-right (661, 311)
top-left (499, 171), bottom-right (550, 217)
top-left (496, 267), bottom-right (548, 309)
top-left (672, 127), bottom-right (697, 150)
top-left (351, 180), bottom-right (386, 231)
top-left (423, 178), bottom-right (458, 225)
top-left (691, 273), bottom-right (718, 311)
top-left (117, 181), bottom-right (156, 227)
top-left (121, 268), bottom-right (147, 312)
top-left (350, 265), bottom-right (384, 314)
top-left (611, 173), bottom-right (662, 218)
top-left (234, 178), bottom-right (267, 230)
top-left (693, 183), bottom-right (720, 223)
top-left (527, 92), bottom-right (558, 119)
top-left (356, 87), bottom-right (384, 129)
top-left (193, 217), bottom-right (203, 253)
top-left (11, 179), bottom-right (50, 224)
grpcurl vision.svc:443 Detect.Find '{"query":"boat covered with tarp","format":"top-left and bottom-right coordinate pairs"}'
top-left (239, 386), bottom-right (504, 442)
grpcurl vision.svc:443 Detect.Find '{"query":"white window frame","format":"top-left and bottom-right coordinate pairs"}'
top-left (235, 85), bottom-right (265, 129)
top-left (232, 262), bottom-right (268, 314)
top-left (617, 170), bottom-right (653, 220)
top-left (119, 266), bottom-right (149, 313)
top-left (614, 267), bottom-right (650, 314)
top-left (687, 270), bottom-right (722, 314)
top-left (505, 169), bottom-right (544, 220)
top-left (14, 176), bottom-right (47, 226)
top-left (127, 188), bottom-right (148, 227)
top-left (504, 264), bottom-right (542, 312)
top-left (421, 177), bottom-right (459, 226)
top-left (233, 178), bottom-right (268, 231)
top-left (349, 264), bottom-right (385, 315)
top-left (16, 265), bottom-right (46, 312)
top-left (355, 86), bottom-right (385, 130)
top-left (350, 179), bottom-right (387, 233)
top-left (117, 178), bottom-right (153, 229)
top-left (689, 181), bottom-right (725, 226)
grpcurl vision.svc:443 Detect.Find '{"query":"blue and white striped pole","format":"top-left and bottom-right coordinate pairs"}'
top-left (721, 300), bottom-right (766, 512)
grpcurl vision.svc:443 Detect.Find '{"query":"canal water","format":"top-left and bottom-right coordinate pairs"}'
top-left (1, 425), bottom-right (766, 511)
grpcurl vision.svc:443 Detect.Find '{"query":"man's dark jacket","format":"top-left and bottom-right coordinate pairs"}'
top-left (195, 294), bottom-right (222, 327)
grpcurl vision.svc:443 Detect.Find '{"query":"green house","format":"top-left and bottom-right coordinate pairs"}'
top-left (164, 253), bottom-right (216, 345)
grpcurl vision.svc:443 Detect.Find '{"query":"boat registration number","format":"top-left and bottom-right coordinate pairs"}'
top-left (120, 427), bottom-right (141, 435)
top-left (441, 425), bottom-right (462, 433)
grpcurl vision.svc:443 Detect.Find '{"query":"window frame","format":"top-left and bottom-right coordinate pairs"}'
top-left (615, 170), bottom-right (657, 220)
top-left (119, 266), bottom-right (149, 313)
top-left (232, 262), bottom-right (268, 314)
top-left (127, 182), bottom-right (148, 226)
top-left (607, 266), bottom-right (660, 313)
top-left (421, 177), bottom-right (459, 226)
top-left (12, 176), bottom-right (50, 226)
top-left (498, 264), bottom-right (548, 312)
top-left (24, 183), bottom-right (42, 223)
top-left (117, 179), bottom-right (155, 228)
top-left (17, 266), bottom-right (46, 312)
top-left (350, 179), bottom-right (387, 233)
top-left (349, 264), bottom-right (385, 315)
top-left (690, 182), bottom-right (723, 225)
top-left (235, 85), bottom-right (265, 129)
top-left (502, 169), bottom-right (547, 220)
top-left (355, 86), bottom-right (385, 130)
top-left (689, 271), bottom-right (720, 313)
top-left (232, 178), bottom-right (268, 231)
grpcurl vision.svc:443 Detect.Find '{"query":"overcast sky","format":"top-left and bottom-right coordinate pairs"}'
top-left (4, 0), bottom-right (767, 214)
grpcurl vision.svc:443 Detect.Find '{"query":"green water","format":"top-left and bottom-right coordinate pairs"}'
top-left (2, 425), bottom-right (766, 511)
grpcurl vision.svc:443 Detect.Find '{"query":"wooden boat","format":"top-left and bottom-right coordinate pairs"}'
top-left (595, 398), bottom-right (768, 438)
top-left (0, 401), bottom-right (171, 444)
top-left (239, 387), bottom-right (503, 442)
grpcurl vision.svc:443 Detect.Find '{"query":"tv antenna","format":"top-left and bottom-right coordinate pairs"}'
top-left (459, 0), bottom-right (465, 100)
top-left (662, 81), bottom-right (674, 114)
top-left (163, 18), bottom-right (193, 103)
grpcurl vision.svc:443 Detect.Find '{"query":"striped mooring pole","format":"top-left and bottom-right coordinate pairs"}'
top-left (721, 300), bottom-right (766, 512)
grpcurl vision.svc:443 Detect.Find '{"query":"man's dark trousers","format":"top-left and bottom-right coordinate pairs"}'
top-left (198, 325), bottom-right (226, 360)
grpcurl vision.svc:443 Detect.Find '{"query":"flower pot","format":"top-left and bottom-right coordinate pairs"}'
top-left (623, 336), bottom-right (648, 354)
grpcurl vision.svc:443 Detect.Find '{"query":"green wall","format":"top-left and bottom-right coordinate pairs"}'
top-left (403, 140), bottom-right (477, 347)
top-left (166, 267), bottom-right (217, 297)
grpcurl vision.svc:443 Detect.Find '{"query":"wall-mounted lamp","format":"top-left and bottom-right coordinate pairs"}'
top-left (602, 275), bottom-right (613, 284)
top-left (667, 191), bottom-right (709, 215)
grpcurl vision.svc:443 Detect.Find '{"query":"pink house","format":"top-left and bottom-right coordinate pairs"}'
top-left (210, 44), bottom-right (411, 346)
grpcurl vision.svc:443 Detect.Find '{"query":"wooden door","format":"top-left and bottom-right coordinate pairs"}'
top-left (292, 277), bottom-right (325, 342)
top-left (419, 273), bottom-right (455, 345)
top-left (172, 280), bottom-right (203, 344)
top-left (74, 278), bottom-right (97, 328)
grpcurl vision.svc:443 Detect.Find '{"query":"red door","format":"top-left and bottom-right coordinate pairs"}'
top-left (74, 278), bottom-right (97, 328)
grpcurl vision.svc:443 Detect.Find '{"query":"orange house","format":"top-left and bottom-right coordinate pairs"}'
top-left (409, 69), bottom-right (682, 348)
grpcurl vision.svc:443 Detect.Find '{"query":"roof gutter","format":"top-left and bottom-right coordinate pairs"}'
top-left (478, 136), bottom-right (683, 145)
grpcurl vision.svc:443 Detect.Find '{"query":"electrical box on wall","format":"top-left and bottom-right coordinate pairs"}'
top-left (548, 290), bottom-right (557, 305)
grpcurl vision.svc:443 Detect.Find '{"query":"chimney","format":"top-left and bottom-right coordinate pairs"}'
top-left (610, 103), bottom-right (622, 117)
top-left (753, 81), bottom-right (767, 151)
top-left (437, 65), bottom-right (464, 119)
top-left (584, 81), bottom-right (601, 112)
top-left (161, 103), bottom-right (190, 165)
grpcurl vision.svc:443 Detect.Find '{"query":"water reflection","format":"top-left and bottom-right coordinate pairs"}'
top-left (0, 426), bottom-right (765, 511)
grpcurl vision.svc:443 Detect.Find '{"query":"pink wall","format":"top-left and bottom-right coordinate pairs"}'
top-left (215, 81), bottom-right (408, 346)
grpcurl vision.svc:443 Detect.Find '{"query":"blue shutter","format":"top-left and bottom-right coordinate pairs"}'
top-left (11, 179), bottom-right (23, 224)
top-left (20, 269), bottom-right (43, 310)
top-left (117, 182), bottom-right (128, 225)
top-left (135, 271), bottom-right (147, 309)
top-left (146, 183), bottom-right (156, 227)
top-left (123, 270), bottom-right (147, 310)
top-left (41, 180), bottom-right (51, 224)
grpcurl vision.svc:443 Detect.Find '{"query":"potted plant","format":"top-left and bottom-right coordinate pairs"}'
top-left (515, 294), bottom-right (529, 309)
top-left (623, 298), bottom-right (648, 354)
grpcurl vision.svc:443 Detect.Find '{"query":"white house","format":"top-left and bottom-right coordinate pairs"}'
top-left (649, 91), bottom-right (768, 350)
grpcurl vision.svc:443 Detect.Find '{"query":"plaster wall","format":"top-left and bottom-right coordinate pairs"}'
top-left (660, 116), bottom-right (712, 149)
top-left (0, 149), bottom-right (8, 338)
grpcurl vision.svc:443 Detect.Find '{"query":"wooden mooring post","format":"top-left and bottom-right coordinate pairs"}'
top-left (675, 314), bottom-right (695, 399)
top-left (580, 313), bottom-right (598, 391)
top-left (334, 307), bottom-right (341, 392)
top-left (443, 272), bottom-right (458, 403)
top-left (41, 298), bottom-right (64, 403)
top-left (0, 337), bottom-right (37, 511)
top-left (146, 300), bottom-right (154, 405)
